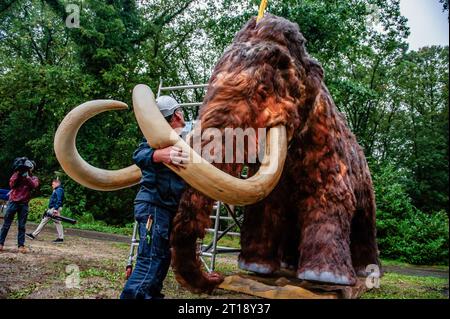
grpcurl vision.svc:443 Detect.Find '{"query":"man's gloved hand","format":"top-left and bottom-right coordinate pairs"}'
top-left (48, 208), bottom-right (55, 216)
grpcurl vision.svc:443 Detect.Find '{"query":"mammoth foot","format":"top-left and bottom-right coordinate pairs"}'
top-left (297, 264), bottom-right (357, 286)
top-left (297, 270), bottom-right (355, 285)
top-left (238, 257), bottom-right (277, 275)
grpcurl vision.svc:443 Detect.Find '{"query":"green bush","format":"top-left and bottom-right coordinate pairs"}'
top-left (373, 164), bottom-right (449, 265)
top-left (28, 197), bottom-right (49, 222)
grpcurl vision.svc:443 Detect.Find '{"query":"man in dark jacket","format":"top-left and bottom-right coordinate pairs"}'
top-left (0, 159), bottom-right (39, 253)
top-left (27, 179), bottom-right (65, 243)
top-left (120, 95), bottom-right (190, 299)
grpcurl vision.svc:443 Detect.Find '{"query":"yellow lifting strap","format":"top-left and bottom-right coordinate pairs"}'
top-left (256, 0), bottom-right (268, 23)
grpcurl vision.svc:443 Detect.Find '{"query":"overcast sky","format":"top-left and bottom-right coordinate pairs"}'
top-left (400, 0), bottom-right (449, 50)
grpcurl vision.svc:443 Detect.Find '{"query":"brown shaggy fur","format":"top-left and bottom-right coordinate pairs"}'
top-left (171, 14), bottom-right (379, 293)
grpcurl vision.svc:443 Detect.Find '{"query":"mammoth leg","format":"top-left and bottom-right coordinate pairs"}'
top-left (279, 204), bottom-right (300, 271)
top-left (350, 186), bottom-right (380, 276)
top-left (239, 171), bottom-right (291, 274)
top-left (297, 192), bottom-right (357, 285)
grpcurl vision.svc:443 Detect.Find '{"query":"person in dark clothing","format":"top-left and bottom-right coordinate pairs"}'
top-left (27, 179), bottom-right (65, 243)
top-left (120, 95), bottom-right (190, 299)
top-left (0, 160), bottom-right (39, 253)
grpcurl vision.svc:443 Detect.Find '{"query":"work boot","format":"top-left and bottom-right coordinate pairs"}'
top-left (18, 246), bottom-right (29, 254)
top-left (26, 233), bottom-right (35, 240)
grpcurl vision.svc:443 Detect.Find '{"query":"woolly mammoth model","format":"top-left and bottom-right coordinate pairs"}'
top-left (54, 14), bottom-right (379, 294)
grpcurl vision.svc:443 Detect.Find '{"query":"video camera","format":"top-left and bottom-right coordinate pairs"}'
top-left (12, 157), bottom-right (35, 173)
top-left (43, 211), bottom-right (77, 225)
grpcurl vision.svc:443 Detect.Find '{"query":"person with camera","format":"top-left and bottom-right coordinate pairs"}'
top-left (0, 158), bottom-right (39, 253)
top-left (26, 179), bottom-right (65, 243)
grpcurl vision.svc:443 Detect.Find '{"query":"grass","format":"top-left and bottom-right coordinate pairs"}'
top-left (80, 268), bottom-right (122, 282)
top-left (201, 233), bottom-right (240, 249)
top-left (65, 222), bottom-right (132, 236)
top-left (8, 285), bottom-right (37, 299)
top-left (362, 272), bottom-right (448, 299)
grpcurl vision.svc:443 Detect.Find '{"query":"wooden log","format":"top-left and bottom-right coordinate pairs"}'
top-left (219, 275), bottom-right (337, 299)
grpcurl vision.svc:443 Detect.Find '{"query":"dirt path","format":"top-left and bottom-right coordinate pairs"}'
top-left (0, 222), bottom-right (129, 299)
top-left (36, 223), bottom-right (130, 243)
top-left (383, 265), bottom-right (448, 279)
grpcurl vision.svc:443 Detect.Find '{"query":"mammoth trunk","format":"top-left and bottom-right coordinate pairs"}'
top-left (170, 191), bottom-right (217, 293)
top-left (171, 164), bottom-right (243, 293)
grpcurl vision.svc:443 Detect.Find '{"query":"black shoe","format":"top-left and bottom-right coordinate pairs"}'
top-left (52, 238), bottom-right (64, 244)
top-left (26, 233), bottom-right (35, 240)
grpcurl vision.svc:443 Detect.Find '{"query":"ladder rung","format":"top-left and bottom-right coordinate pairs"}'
top-left (209, 215), bottom-right (234, 220)
top-left (206, 229), bottom-right (240, 237)
top-left (160, 84), bottom-right (208, 91)
top-left (216, 248), bottom-right (240, 253)
top-left (200, 249), bottom-right (241, 255)
top-left (179, 102), bottom-right (202, 107)
top-left (202, 244), bottom-right (237, 250)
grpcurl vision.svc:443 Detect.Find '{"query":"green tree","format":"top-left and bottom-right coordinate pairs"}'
top-left (386, 46), bottom-right (449, 212)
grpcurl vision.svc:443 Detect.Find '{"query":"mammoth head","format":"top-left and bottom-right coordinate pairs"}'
top-left (200, 14), bottom-right (324, 134)
top-left (53, 14), bottom-right (323, 205)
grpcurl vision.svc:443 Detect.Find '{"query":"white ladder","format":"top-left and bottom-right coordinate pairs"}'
top-left (125, 81), bottom-right (243, 277)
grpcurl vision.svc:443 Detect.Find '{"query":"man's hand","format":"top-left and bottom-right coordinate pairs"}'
top-left (153, 146), bottom-right (189, 167)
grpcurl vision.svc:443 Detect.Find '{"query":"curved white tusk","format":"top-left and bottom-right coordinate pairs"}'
top-left (54, 100), bottom-right (142, 191)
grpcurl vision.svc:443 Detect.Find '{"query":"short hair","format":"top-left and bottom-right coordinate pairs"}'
top-left (52, 178), bottom-right (61, 184)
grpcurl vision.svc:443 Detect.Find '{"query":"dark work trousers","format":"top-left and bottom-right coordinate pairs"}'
top-left (0, 201), bottom-right (29, 247)
top-left (120, 202), bottom-right (174, 299)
